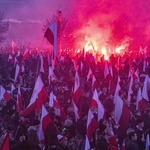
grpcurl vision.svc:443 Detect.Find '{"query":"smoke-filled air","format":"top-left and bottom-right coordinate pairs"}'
top-left (0, 0), bottom-right (150, 53)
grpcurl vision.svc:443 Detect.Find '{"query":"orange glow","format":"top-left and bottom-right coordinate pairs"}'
top-left (101, 46), bottom-right (109, 60)
top-left (115, 45), bottom-right (126, 54)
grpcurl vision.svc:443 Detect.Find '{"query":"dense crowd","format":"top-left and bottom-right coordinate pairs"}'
top-left (0, 47), bottom-right (150, 150)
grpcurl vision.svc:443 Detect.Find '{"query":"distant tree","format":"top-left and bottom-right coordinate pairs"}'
top-left (0, 11), bottom-right (9, 43)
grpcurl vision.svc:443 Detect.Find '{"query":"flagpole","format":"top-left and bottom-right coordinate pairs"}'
top-left (57, 10), bottom-right (62, 57)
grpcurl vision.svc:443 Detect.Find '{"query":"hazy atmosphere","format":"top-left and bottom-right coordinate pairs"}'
top-left (0, 0), bottom-right (150, 50)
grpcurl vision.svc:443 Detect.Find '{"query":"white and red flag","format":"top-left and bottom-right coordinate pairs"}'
top-left (114, 93), bottom-right (130, 139)
top-left (22, 48), bottom-right (30, 62)
top-left (73, 71), bottom-right (82, 104)
top-left (38, 105), bottom-right (52, 143)
top-left (136, 87), bottom-right (149, 111)
top-left (87, 68), bottom-right (93, 81)
top-left (49, 92), bottom-right (67, 122)
top-left (90, 89), bottom-right (105, 122)
top-left (85, 109), bottom-right (98, 149)
top-left (14, 64), bottom-right (20, 82)
top-left (0, 132), bottom-right (9, 150)
top-left (72, 100), bottom-right (80, 122)
top-left (44, 22), bottom-right (58, 57)
top-left (0, 85), bottom-right (11, 102)
top-left (16, 86), bottom-right (23, 112)
top-left (19, 76), bottom-right (48, 117)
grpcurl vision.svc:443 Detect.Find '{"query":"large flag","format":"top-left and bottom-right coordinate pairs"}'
top-left (49, 92), bottom-right (67, 121)
top-left (72, 100), bottom-right (80, 122)
top-left (0, 85), bottom-right (11, 102)
top-left (44, 22), bottom-right (58, 57)
top-left (73, 71), bottom-right (82, 104)
top-left (0, 132), bottom-right (9, 150)
top-left (85, 109), bottom-right (98, 149)
top-left (19, 76), bottom-right (48, 117)
top-left (38, 105), bottom-right (52, 143)
top-left (90, 89), bottom-right (105, 122)
top-left (114, 94), bottom-right (130, 139)
top-left (136, 87), bottom-right (148, 111)
top-left (14, 64), bottom-right (20, 82)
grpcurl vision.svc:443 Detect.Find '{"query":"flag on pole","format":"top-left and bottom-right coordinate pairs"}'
top-left (114, 93), bottom-right (130, 139)
top-left (44, 22), bottom-right (58, 57)
top-left (0, 85), bottom-right (11, 101)
top-left (90, 89), bottom-right (105, 122)
top-left (38, 105), bottom-right (52, 143)
top-left (22, 48), bottom-right (30, 62)
top-left (85, 109), bottom-right (98, 149)
top-left (49, 92), bottom-right (67, 122)
top-left (16, 86), bottom-right (23, 112)
top-left (73, 71), bottom-right (82, 104)
top-left (0, 132), bottom-right (9, 150)
top-left (19, 76), bottom-right (48, 117)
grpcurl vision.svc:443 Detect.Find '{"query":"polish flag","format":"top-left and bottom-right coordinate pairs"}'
top-left (87, 68), bottom-right (93, 81)
top-left (73, 71), bottom-right (82, 104)
top-left (141, 75), bottom-right (149, 101)
top-left (0, 85), bottom-right (11, 101)
top-left (0, 132), bottom-right (9, 150)
top-left (49, 92), bottom-right (67, 121)
top-left (19, 76), bottom-right (48, 117)
top-left (92, 75), bottom-right (98, 90)
top-left (38, 105), bottom-right (52, 143)
top-left (72, 100), bottom-right (80, 122)
top-left (84, 135), bottom-right (90, 150)
top-left (48, 65), bottom-right (57, 84)
top-left (11, 83), bottom-right (15, 93)
top-left (44, 22), bottom-right (58, 57)
top-left (8, 54), bottom-right (14, 64)
top-left (14, 64), bottom-right (20, 82)
top-left (104, 61), bottom-right (110, 79)
top-left (127, 74), bottom-right (133, 102)
top-left (22, 48), bottom-right (30, 62)
top-left (16, 86), bottom-right (23, 112)
top-left (113, 76), bottom-right (121, 104)
top-left (114, 94), bottom-right (130, 139)
top-left (90, 89), bottom-right (105, 122)
top-left (136, 87), bottom-right (148, 111)
top-left (86, 109), bottom-right (98, 143)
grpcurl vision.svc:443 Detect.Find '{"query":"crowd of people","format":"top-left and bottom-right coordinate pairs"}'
top-left (0, 46), bottom-right (150, 150)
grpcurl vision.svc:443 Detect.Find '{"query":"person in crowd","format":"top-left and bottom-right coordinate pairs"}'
top-left (125, 131), bottom-right (139, 150)
top-left (107, 135), bottom-right (119, 150)
top-left (95, 123), bottom-right (108, 150)
top-left (27, 119), bottom-right (44, 150)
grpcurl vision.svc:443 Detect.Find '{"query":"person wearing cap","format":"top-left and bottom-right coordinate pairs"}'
top-left (27, 119), bottom-right (44, 150)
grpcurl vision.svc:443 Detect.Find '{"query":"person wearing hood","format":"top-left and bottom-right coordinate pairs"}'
top-left (27, 119), bottom-right (44, 150)
top-left (107, 135), bottom-right (119, 150)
